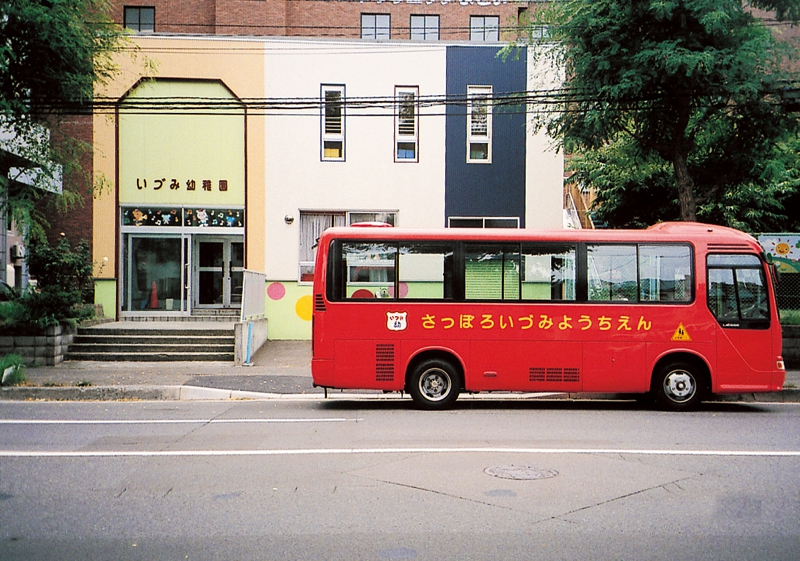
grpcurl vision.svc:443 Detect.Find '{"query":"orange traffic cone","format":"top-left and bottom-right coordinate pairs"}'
top-left (149, 280), bottom-right (158, 309)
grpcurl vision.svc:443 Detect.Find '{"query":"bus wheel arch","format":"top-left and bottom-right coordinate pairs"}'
top-left (405, 351), bottom-right (463, 410)
top-left (650, 353), bottom-right (711, 411)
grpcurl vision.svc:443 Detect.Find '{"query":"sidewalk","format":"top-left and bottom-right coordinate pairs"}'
top-left (1, 340), bottom-right (798, 403)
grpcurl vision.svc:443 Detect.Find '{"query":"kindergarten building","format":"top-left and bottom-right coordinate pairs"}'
top-left (91, 34), bottom-right (564, 338)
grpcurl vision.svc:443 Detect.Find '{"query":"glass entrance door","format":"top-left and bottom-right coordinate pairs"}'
top-left (194, 237), bottom-right (243, 308)
top-left (123, 235), bottom-right (186, 312)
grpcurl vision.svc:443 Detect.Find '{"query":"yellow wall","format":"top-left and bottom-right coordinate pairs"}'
top-left (264, 281), bottom-right (314, 340)
top-left (92, 36), bottom-right (266, 287)
top-left (119, 80), bottom-right (245, 207)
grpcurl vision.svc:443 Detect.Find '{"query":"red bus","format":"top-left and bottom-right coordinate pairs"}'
top-left (311, 222), bottom-right (785, 410)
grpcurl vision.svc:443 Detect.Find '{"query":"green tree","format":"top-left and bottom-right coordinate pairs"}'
top-left (518, 0), bottom-right (800, 230)
top-left (0, 0), bottom-right (127, 239)
top-left (0, 237), bottom-right (94, 330)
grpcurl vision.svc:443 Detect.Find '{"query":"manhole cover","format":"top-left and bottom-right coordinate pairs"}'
top-left (484, 465), bottom-right (558, 481)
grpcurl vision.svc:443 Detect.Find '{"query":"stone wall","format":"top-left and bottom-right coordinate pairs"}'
top-left (0, 323), bottom-right (77, 366)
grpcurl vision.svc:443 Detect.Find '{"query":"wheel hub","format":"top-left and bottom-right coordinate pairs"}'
top-left (664, 370), bottom-right (695, 402)
top-left (421, 370), bottom-right (450, 400)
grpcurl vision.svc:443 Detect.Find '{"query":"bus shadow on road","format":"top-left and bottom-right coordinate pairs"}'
top-left (317, 397), bottom-right (769, 413)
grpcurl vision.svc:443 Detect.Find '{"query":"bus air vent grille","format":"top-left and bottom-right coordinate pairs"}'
top-left (314, 295), bottom-right (326, 312)
top-left (529, 367), bottom-right (580, 383)
top-left (708, 243), bottom-right (751, 250)
top-left (375, 343), bottom-right (395, 382)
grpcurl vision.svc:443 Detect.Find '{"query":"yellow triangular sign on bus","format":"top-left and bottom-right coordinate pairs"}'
top-left (671, 323), bottom-right (692, 341)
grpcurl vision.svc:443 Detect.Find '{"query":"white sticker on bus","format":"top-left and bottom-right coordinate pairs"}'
top-left (386, 312), bottom-right (408, 332)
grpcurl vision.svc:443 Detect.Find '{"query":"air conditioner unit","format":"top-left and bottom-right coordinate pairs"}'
top-left (10, 245), bottom-right (25, 260)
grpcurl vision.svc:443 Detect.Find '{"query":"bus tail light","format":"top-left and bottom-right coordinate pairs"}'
top-left (777, 357), bottom-right (785, 371)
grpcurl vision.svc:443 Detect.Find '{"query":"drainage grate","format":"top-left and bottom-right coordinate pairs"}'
top-left (484, 465), bottom-right (559, 481)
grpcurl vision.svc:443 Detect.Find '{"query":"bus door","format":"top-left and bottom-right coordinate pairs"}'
top-left (580, 243), bottom-right (694, 393)
top-left (707, 254), bottom-right (775, 389)
top-left (465, 243), bottom-right (583, 392)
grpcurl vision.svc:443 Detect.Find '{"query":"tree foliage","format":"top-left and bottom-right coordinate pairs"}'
top-left (519, 0), bottom-right (800, 231)
top-left (0, 0), bottom-right (127, 240)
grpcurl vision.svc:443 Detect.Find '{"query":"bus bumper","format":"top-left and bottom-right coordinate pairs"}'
top-left (312, 359), bottom-right (334, 387)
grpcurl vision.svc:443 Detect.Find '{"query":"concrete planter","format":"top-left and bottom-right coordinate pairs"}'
top-left (0, 323), bottom-right (77, 366)
top-left (784, 325), bottom-right (800, 369)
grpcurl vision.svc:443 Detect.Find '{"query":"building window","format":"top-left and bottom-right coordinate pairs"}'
top-left (395, 87), bottom-right (419, 162)
top-left (470, 16), bottom-right (499, 42)
top-left (449, 217), bottom-right (519, 228)
top-left (321, 85), bottom-right (345, 161)
top-left (467, 85), bottom-right (492, 163)
top-left (410, 15), bottom-right (439, 41)
top-left (299, 211), bottom-right (397, 281)
top-left (361, 14), bottom-right (391, 40)
top-left (124, 6), bottom-right (155, 33)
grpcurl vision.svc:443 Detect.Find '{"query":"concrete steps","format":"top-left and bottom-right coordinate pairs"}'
top-left (66, 324), bottom-right (235, 362)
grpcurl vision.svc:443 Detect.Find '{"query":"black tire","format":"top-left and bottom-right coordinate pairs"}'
top-left (651, 360), bottom-right (706, 411)
top-left (408, 358), bottom-right (461, 410)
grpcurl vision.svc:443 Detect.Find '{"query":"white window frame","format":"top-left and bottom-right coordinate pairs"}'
top-left (361, 14), bottom-right (391, 40)
top-left (467, 85), bottom-right (492, 164)
top-left (395, 86), bottom-right (419, 163)
top-left (470, 16), bottom-right (500, 42)
top-left (410, 15), bottom-right (440, 41)
top-left (298, 211), bottom-right (397, 282)
top-left (321, 85), bottom-right (345, 162)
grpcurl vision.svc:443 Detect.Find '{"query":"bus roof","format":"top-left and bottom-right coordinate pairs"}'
top-left (319, 221), bottom-right (760, 249)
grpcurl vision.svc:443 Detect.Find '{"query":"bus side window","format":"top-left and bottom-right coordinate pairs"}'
top-left (639, 244), bottom-right (692, 302)
top-left (521, 244), bottom-right (576, 301)
top-left (707, 254), bottom-right (770, 327)
top-left (464, 244), bottom-right (521, 300)
top-left (708, 268), bottom-right (738, 320)
top-left (342, 242), bottom-right (397, 299)
top-left (397, 242), bottom-right (454, 300)
top-left (587, 244), bottom-right (637, 302)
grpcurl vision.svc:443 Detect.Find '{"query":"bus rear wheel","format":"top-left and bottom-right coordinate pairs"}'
top-left (408, 359), bottom-right (461, 410)
top-left (652, 361), bottom-right (706, 411)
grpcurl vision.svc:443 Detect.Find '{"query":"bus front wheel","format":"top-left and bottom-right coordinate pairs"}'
top-left (652, 361), bottom-right (705, 411)
top-left (408, 359), bottom-right (461, 410)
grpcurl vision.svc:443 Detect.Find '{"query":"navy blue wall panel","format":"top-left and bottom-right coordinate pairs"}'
top-left (445, 46), bottom-right (527, 227)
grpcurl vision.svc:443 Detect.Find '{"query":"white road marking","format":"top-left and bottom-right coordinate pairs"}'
top-left (0, 418), bottom-right (360, 425)
top-left (1, 447), bottom-right (798, 458)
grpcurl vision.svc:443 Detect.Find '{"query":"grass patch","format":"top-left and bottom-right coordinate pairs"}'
top-left (0, 355), bottom-right (27, 386)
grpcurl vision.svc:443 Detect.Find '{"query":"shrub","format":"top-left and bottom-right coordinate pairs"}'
top-left (781, 309), bottom-right (800, 325)
top-left (0, 237), bottom-right (95, 332)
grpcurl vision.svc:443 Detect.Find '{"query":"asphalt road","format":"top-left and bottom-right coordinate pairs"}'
top-left (1, 398), bottom-right (799, 560)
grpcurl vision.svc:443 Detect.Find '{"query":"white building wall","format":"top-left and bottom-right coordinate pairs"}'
top-left (262, 39), bottom-right (447, 281)
top-left (526, 46), bottom-right (564, 230)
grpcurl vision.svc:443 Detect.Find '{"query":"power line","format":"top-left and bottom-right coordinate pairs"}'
top-left (27, 85), bottom-right (794, 117)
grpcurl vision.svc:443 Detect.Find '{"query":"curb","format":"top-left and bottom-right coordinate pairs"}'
top-left (1, 385), bottom-right (799, 403)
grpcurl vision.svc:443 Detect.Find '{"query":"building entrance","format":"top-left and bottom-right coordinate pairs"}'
top-left (121, 232), bottom-right (244, 315)
top-left (194, 237), bottom-right (244, 308)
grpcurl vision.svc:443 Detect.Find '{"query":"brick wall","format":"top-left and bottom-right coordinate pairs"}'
top-left (215, 0), bottom-right (286, 35)
top-left (39, 114), bottom-right (95, 251)
top-left (110, 0), bottom-right (535, 39)
top-left (286, 1), bottom-right (529, 40)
